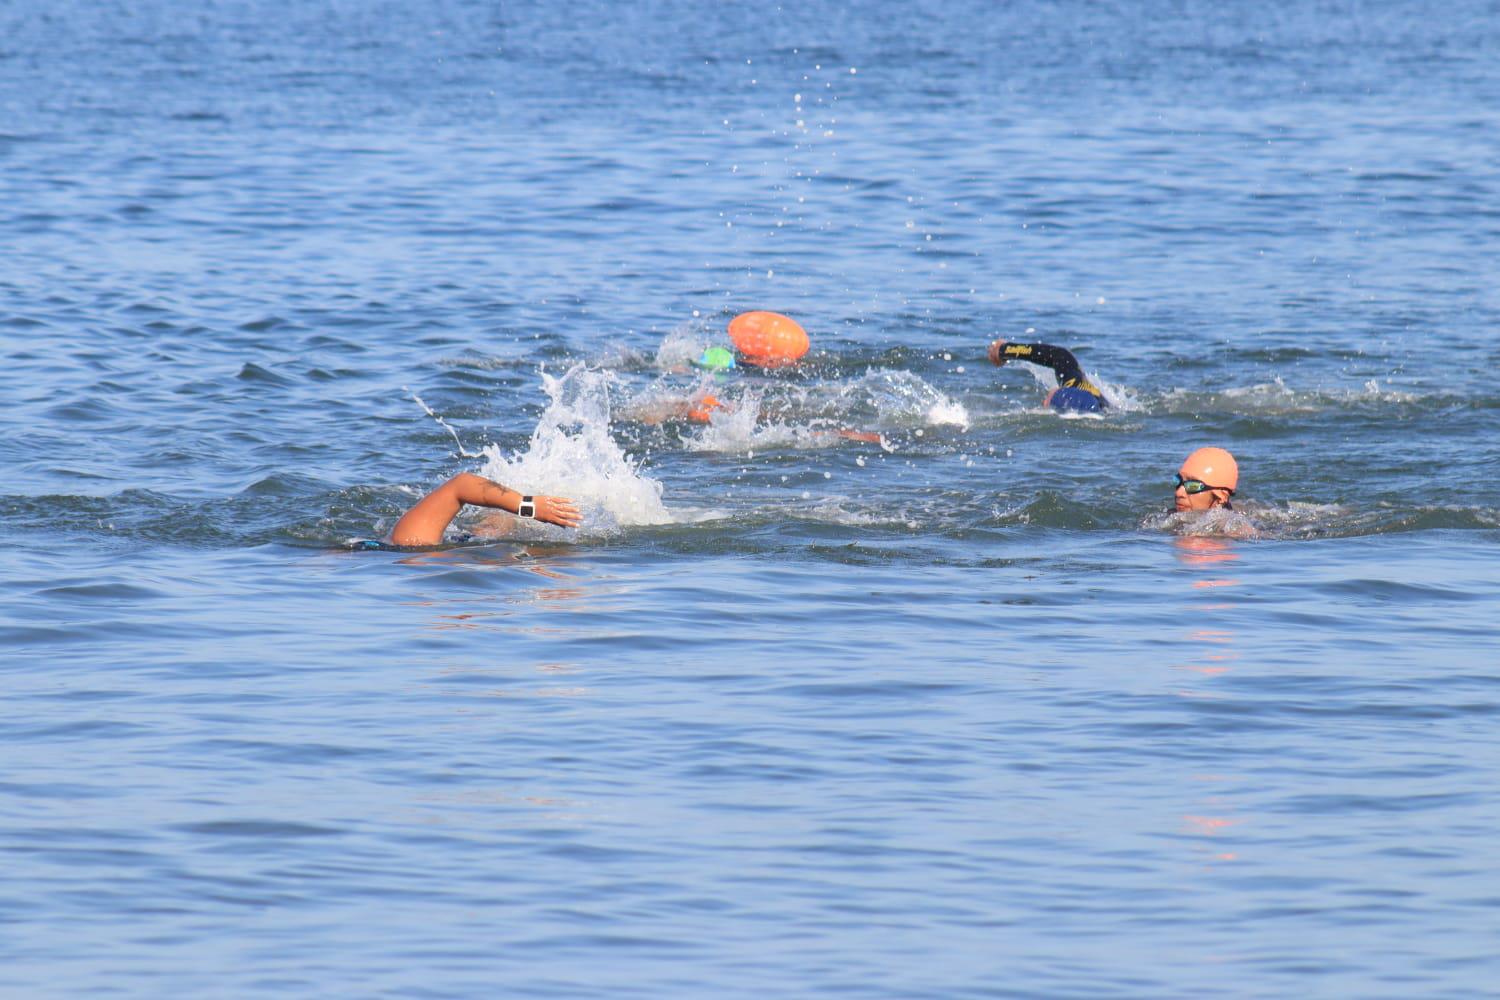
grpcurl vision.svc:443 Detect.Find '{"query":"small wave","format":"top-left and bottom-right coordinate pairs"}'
top-left (1156, 377), bottom-right (1430, 416)
top-left (684, 387), bottom-right (846, 453)
top-left (651, 313), bottom-right (723, 370)
top-left (1009, 362), bottom-right (1141, 414)
top-left (838, 369), bottom-right (969, 429)
top-left (1141, 499), bottom-right (1500, 539)
top-left (1141, 507), bottom-right (1262, 539)
top-left (678, 369), bottom-right (968, 452)
top-left (1278, 503), bottom-right (1500, 536)
top-left (236, 362), bottom-right (294, 386)
top-left (1142, 500), bottom-right (1367, 540)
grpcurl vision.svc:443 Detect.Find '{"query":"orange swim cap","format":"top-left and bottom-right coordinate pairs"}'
top-left (687, 394), bottom-right (721, 423)
top-left (1178, 447), bottom-right (1239, 492)
top-left (727, 311), bottom-right (809, 367)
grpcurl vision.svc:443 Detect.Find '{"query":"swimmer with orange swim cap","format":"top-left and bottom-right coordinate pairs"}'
top-left (1170, 446), bottom-right (1258, 538)
top-left (987, 339), bottom-right (1108, 412)
top-left (1174, 447), bottom-right (1238, 513)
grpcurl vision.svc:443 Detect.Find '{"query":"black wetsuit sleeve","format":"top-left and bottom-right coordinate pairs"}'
top-left (997, 342), bottom-right (1088, 386)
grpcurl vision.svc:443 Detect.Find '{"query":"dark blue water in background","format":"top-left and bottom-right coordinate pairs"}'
top-left (3, 1), bottom-right (1499, 995)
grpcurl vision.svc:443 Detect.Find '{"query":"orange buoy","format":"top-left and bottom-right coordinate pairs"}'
top-left (727, 311), bottom-right (809, 367)
top-left (687, 394), bottom-right (721, 423)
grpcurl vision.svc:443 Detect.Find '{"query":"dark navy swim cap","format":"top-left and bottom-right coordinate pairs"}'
top-left (1045, 387), bottom-right (1105, 413)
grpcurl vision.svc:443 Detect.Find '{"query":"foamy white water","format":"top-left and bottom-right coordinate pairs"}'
top-left (479, 366), bottom-right (675, 531)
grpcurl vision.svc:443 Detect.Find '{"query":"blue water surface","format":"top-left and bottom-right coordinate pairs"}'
top-left (2, 1), bottom-right (1499, 996)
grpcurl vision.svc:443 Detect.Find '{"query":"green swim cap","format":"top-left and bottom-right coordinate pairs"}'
top-left (693, 346), bottom-right (736, 372)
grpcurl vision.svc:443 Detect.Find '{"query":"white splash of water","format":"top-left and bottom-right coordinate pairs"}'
top-left (1357, 380), bottom-right (1418, 403)
top-left (1016, 365), bottom-right (1137, 413)
top-left (1144, 507), bottom-right (1261, 539)
top-left (1018, 364), bottom-right (1060, 394)
top-left (1218, 376), bottom-right (1312, 412)
top-left (680, 368), bottom-right (968, 451)
top-left (851, 370), bottom-right (970, 428)
top-left (617, 372), bottom-right (726, 425)
top-left (477, 365), bottom-right (674, 531)
top-left (926, 397), bottom-right (970, 426)
top-left (1182, 377), bottom-right (1422, 415)
top-left (687, 387), bottom-right (840, 452)
top-left (653, 313), bottom-right (723, 371)
top-left (1089, 373), bottom-right (1142, 412)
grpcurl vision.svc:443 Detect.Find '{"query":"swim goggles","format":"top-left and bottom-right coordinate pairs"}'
top-left (1174, 474), bottom-right (1234, 495)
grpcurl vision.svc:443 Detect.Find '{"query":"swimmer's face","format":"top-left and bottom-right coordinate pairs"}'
top-left (1174, 474), bottom-right (1231, 512)
top-left (1176, 448), bottom-right (1238, 512)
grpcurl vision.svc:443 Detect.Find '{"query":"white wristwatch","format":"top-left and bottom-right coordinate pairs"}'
top-left (517, 495), bottom-right (536, 519)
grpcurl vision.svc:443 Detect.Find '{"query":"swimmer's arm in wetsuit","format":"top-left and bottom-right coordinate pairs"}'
top-left (389, 473), bottom-right (581, 546)
top-left (987, 340), bottom-right (1105, 400)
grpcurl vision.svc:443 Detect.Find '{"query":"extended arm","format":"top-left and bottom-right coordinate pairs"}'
top-left (389, 472), bottom-right (582, 546)
top-left (987, 341), bottom-right (1089, 386)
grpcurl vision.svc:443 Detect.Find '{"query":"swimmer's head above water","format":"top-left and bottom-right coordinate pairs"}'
top-left (1175, 447), bottom-right (1238, 512)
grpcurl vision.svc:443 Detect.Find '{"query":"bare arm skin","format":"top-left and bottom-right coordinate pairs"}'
top-left (389, 472), bottom-right (582, 546)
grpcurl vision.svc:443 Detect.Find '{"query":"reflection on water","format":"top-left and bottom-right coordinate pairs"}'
top-left (1174, 535), bottom-right (1240, 568)
top-left (394, 545), bottom-right (603, 608)
top-left (425, 661), bottom-right (592, 701)
top-left (1173, 535), bottom-right (1245, 866)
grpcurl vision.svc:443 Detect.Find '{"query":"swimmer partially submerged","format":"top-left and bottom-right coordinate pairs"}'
top-left (1170, 446), bottom-right (1257, 538)
top-left (389, 472), bottom-right (580, 546)
top-left (1174, 447), bottom-right (1237, 513)
top-left (987, 339), bottom-right (1109, 412)
top-left (681, 310), bottom-right (810, 421)
top-left (636, 309), bottom-right (880, 442)
top-left (638, 310), bottom-right (810, 425)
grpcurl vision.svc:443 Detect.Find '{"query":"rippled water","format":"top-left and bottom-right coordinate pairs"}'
top-left (4, 1), bottom-right (1499, 996)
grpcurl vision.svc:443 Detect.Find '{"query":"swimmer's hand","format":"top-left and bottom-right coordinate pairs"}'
top-left (987, 339), bottom-right (1008, 367)
top-left (527, 496), bottom-right (583, 529)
